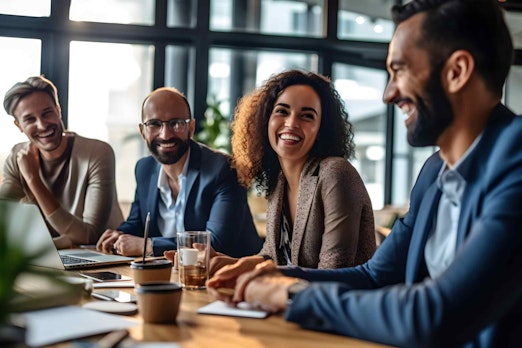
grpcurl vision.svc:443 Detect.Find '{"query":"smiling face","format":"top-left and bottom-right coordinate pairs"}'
top-left (139, 90), bottom-right (194, 165)
top-left (268, 84), bottom-right (322, 167)
top-left (383, 13), bottom-right (454, 147)
top-left (13, 91), bottom-right (65, 157)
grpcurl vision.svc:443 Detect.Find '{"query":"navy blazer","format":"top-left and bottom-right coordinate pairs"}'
top-left (282, 104), bottom-right (522, 348)
top-left (118, 140), bottom-right (263, 257)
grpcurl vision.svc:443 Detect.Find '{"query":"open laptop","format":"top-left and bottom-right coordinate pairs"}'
top-left (3, 200), bottom-right (134, 270)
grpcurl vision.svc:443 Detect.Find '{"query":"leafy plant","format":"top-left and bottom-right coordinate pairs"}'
top-left (0, 201), bottom-right (32, 325)
top-left (194, 95), bottom-right (231, 154)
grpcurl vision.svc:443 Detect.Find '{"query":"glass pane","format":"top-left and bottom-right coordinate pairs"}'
top-left (505, 11), bottom-right (522, 50)
top-left (338, 0), bottom-right (395, 42)
top-left (0, 0), bottom-right (50, 17)
top-left (208, 48), bottom-right (318, 119)
top-left (68, 41), bottom-right (154, 202)
top-left (167, 0), bottom-right (196, 28)
top-left (165, 45), bottom-right (193, 94)
top-left (391, 105), bottom-right (437, 207)
top-left (210, 0), bottom-right (324, 38)
top-left (333, 63), bottom-right (387, 209)
top-left (70, 0), bottom-right (155, 25)
top-left (0, 37), bottom-right (41, 176)
top-left (506, 66), bottom-right (522, 114)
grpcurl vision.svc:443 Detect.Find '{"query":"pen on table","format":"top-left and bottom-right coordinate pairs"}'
top-left (72, 329), bottom-right (129, 348)
top-left (141, 212), bottom-right (151, 263)
top-left (97, 329), bottom-right (129, 348)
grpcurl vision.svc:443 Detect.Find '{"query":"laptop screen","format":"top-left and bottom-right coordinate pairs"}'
top-left (3, 200), bottom-right (134, 270)
top-left (3, 199), bottom-right (65, 269)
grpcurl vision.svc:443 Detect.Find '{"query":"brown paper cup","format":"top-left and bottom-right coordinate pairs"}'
top-left (135, 282), bottom-right (182, 323)
top-left (130, 259), bottom-right (172, 285)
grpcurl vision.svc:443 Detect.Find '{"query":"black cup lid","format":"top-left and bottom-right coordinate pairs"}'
top-left (130, 259), bottom-right (172, 270)
top-left (135, 282), bottom-right (182, 294)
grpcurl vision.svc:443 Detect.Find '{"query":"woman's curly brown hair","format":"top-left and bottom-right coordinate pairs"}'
top-left (231, 69), bottom-right (355, 197)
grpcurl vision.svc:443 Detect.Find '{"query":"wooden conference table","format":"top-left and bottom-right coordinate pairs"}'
top-left (50, 263), bottom-right (391, 348)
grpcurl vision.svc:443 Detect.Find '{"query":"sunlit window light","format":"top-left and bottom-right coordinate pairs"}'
top-left (335, 79), bottom-right (380, 101)
top-left (373, 24), bottom-right (384, 34)
top-left (209, 63), bottom-right (230, 78)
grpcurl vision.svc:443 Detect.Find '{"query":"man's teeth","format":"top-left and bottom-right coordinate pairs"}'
top-left (159, 143), bottom-right (176, 148)
top-left (400, 105), bottom-right (414, 116)
top-left (280, 134), bottom-right (300, 141)
top-left (38, 129), bottom-right (54, 138)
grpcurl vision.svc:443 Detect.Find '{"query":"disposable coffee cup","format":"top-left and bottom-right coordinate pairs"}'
top-left (177, 231), bottom-right (210, 290)
top-left (135, 282), bottom-right (182, 323)
top-left (130, 259), bottom-right (172, 285)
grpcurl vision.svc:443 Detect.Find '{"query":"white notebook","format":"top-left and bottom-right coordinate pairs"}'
top-left (197, 300), bottom-right (270, 319)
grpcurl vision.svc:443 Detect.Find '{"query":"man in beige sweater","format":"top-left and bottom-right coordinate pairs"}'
top-left (1, 75), bottom-right (123, 248)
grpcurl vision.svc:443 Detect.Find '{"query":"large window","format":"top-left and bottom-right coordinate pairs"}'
top-left (69, 0), bottom-right (155, 25)
top-left (332, 63), bottom-right (388, 209)
top-left (68, 41), bottom-right (154, 202)
top-left (208, 48), bottom-right (318, 117)
top-left (210, 0), bottom-right (324, 37)
top-left (338, 0), bottom-right (394, 42)
top-left (1, 0), bottom-right (521, 210)
top-left (0, 37), bottom-right (41, 169)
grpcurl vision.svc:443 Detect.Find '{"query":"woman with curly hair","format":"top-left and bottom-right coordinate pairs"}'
top-left (168, 69), bottom-right (376, 273)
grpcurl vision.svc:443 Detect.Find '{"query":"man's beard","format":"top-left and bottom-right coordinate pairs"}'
top-left (148, 137), bottom-right (190, 164)
top-left (407, 62), bottom-right (454, 147)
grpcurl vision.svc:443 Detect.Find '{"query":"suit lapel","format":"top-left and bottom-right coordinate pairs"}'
top-left (270, 175), bottom-right (285, 264)
top-left (148, 161), bottom-right (161, 235)
top-left (291, 159), bottom-right (320, 265)
top-left (454, 105), bottom-right (508, 247)
top-left (185, 141), bottom-right (201, 206)
top-left (406, 182), bottom-right (442, 283)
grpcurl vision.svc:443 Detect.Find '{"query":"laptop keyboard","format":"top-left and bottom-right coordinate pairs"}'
top-left (60, 254), bottom-right (96, 265)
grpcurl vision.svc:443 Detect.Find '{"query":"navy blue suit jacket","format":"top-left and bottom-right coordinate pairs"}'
top-left (282, 104), bottom-right (522, 348)
top-left (118, 140), bottom-right (263, 257)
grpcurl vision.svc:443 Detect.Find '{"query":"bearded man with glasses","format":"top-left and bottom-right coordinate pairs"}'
top-left (97, 87), bottom-right (263, 258)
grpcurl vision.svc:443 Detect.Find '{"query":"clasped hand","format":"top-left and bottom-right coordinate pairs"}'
top-left (207, 258), bottom-right (297, 313)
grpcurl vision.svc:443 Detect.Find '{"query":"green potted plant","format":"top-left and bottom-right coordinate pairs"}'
top-left (194, 95), bottom-right (231, 154)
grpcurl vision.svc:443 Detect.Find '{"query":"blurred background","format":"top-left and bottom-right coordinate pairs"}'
top-left (1, 0), bottom-right (521, 213)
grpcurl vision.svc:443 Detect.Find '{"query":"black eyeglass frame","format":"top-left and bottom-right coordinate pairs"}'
top-left (141, 118), bottom-right (192, 133)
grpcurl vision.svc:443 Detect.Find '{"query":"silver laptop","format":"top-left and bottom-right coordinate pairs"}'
top-left (3, 200), bottom-right (134, 270)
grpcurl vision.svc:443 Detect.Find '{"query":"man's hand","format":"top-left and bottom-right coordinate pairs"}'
top-left (209, 260), bottom-right (299, 313)
top-left (164, 249), bottom-right (179, 270)
top-left (16, 143), bottom-right (41, 184)
top-left (207, 256), bottom-right (271, 304)
top-left (209, 255), bottom-right (238, 276)
top-left (113, 234), bottom-right (151, 256)
top-left (96, 229), bottom-right (123, 254)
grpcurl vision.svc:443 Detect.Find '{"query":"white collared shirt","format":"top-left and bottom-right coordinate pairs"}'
top-left (425, 134), bottom-right (482, 278)
top-left (156, 150), bottom-right (190, 238)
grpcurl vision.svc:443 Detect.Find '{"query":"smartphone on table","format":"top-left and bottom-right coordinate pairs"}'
top-left (79, 271), bottom-right (131, 282)
top-left (92, 290), bottom-right (137, 303)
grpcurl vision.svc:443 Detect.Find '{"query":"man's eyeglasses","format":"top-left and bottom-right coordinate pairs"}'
top-left (141, 118), bottom-right (191, 133)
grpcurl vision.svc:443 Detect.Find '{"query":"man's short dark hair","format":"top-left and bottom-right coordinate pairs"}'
top-left (4, 75), bottom-right (60, 117)
top-left (391, 0), bottom-right (513, 98)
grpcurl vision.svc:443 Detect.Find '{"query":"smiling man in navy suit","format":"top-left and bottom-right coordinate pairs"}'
top-left (207, 1), bottom-right (522, 347)
top-left (96, 87), bottom-right (263, 258)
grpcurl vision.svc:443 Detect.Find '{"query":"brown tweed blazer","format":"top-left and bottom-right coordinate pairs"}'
top-left (258, 157), bottom-right (376, 269)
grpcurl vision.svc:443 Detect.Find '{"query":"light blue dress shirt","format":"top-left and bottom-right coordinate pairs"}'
top-left (157, 151), bottom-right (190, 238)
top-left (425, 134), bottom-right (482, 278)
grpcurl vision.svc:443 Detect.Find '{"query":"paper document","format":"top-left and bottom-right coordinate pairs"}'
top-left (93, 281), bottom-right (135, 288)
top-left (197, 301), bottom-right (269, 319)
top-left (21, 305), bottom-right (138, 347)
